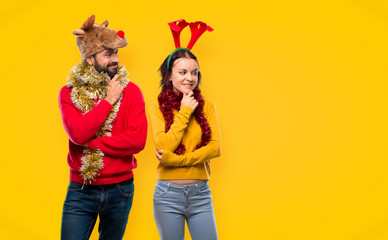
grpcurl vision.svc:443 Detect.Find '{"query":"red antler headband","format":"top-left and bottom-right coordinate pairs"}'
top-left (166, 19), bottom-right (214, 69)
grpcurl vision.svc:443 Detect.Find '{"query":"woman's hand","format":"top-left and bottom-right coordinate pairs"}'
top-left (156, 149), bottom-right (163, 161)
top-left (181, 91), bottom-right (198, 110)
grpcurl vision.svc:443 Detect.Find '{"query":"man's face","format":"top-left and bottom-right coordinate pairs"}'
top-left (88, 49), bottom-right (119, 79)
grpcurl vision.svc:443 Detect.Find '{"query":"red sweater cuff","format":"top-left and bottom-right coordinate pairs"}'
top-left (88, 138), bottom-right (100, 150)
top-left (99, 99), bottom-right (113, 109)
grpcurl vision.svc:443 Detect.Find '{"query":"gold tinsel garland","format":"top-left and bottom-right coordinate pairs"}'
top-left (67, 61), bottom-right (129, 183)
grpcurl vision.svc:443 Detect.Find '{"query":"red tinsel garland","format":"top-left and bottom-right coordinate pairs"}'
top-left (158, 86), bottom-right (211, 155)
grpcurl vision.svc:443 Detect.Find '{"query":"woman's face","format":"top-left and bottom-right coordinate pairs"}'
top-left (170, 57), bottom-right (199, 94)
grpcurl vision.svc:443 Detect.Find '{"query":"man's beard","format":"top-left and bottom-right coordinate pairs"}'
top-left (94, 59), bottom-right (118, 79)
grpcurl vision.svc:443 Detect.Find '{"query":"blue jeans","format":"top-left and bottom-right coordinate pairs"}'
top-left (61, 179), bottom-right (134, 240)
top-left (153, 180), bottom-right (218, 240)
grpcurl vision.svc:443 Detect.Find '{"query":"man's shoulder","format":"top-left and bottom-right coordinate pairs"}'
top-left (124, 82), bottom-right (142, 94)
top-left (59, 85), bottom-right (70, 91)
top-left (122, 82), bottom-right (145, 105)
top-left (58, 85), bottom-right (71, 99)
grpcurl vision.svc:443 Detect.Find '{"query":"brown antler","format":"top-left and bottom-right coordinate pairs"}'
top-left (81, 15), bottom-right (95, 31)
top-left (72, 15), bottom-right (95, 37)
top-left (100, 20), bottom-right (109, 28)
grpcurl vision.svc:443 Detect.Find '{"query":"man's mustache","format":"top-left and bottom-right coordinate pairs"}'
top-left (107, 62), bottom-right (118, 67)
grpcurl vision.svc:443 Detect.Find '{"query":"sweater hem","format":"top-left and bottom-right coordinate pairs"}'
top-left (70, 170), bottom-right (134, 185)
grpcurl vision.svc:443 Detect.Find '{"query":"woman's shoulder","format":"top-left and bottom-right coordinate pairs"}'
top-left (149, 101), bottom-right (162, 114)
top-left (203, 98), bottom-right (216, 111)
top-left (149, 101), bottom-right (160, 108)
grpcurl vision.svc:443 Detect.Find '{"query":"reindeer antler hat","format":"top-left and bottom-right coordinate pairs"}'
top-left (166, 19), bottom-right (213, 69)
top-left (73, 15), bottom-right (128, 59)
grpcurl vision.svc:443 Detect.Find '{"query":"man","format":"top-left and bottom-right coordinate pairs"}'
top-left (58, 15), bottom-right (147, 240)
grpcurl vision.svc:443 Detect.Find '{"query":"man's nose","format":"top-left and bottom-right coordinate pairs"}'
top-left (112, 53), bottom-right (119, 62)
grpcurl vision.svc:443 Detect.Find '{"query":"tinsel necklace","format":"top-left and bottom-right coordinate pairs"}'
top-left (67, 61), bottom-right (129, 183)
top-left (158, 86), bottom-right (211, 155)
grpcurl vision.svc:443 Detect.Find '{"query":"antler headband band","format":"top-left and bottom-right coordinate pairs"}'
top-left (166, 19), bottom-right (214, 69)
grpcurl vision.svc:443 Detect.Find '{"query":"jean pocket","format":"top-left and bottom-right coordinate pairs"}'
top-left (198, 186), bottom-right (211, 195)
top-left (117, 183), bottom-right (134, 198)
top-left (153, 185), bottom-right (168, 198)
top-left (67, 181), bottom-right (83, 191)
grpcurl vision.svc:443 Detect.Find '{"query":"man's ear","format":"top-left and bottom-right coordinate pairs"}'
top-left (86, 57), bottom-right (94, 66)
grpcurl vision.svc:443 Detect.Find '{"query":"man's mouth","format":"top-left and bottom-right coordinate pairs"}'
top-left (108, 63), bottom-right (118, 68)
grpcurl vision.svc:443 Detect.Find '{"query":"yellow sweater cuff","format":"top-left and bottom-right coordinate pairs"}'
top-left (180, 105), bottom-right (195, 116)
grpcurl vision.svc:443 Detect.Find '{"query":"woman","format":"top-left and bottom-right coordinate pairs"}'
top-left (149, 45), bottom-right (221, 239)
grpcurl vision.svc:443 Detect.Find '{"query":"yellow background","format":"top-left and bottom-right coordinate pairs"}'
top-left (1, 0), bottom-right (388, 239)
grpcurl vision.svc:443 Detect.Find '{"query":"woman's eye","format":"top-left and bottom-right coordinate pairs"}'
top-left (180, 71), bottom-right (186, 75)
top-left (192, 71), bottom-right (198, 76)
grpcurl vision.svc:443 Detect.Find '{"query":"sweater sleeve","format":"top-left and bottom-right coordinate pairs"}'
top-left (160, 101), bottom-right (221, 166)
top-left (87, 84), bottom-right (147, 157)
top-left (58, 86), bottom-right (113, 146)
top-left (149, 104), bottom-right (194, 152)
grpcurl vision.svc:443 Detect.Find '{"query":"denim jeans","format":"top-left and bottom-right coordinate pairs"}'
top-left (61, 179), bottom-right (134, 240)
top-left (153, 180), bottom-right (218, 240)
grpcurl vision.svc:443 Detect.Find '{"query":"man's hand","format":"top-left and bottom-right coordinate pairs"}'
top-left (156, 149), bottom-right (163, 161)
top-left (181, 91), bottom-right (198, 110)
top-left (104, 74), bottom-right (124, 105)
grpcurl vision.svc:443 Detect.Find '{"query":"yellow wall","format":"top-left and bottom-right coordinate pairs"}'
top-left (1, 0), bottom-right (388, 239)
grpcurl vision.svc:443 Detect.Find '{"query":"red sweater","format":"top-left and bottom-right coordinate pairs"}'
top-left (58, 82), bottom-right (147, 185)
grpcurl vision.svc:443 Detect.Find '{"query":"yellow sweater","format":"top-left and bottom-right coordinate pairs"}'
top-left (149, 99), bottom-right (221, 180)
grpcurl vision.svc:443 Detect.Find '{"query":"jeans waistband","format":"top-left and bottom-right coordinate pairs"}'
top-left (156, 180), bottom-right (208, 191)
top-left (72, 178), bottom-right (134, 189)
